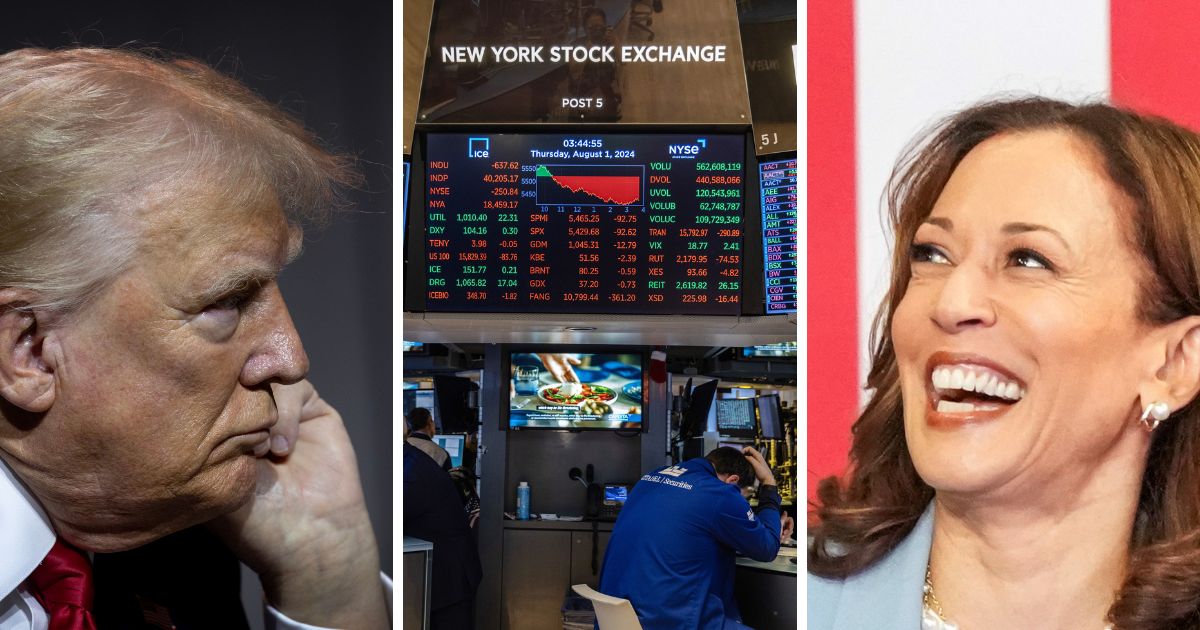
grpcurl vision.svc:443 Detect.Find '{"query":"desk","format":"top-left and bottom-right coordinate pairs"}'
top-left (734, 550), bottom-right (797, 630)
top-left (501, 519), bottom-right (616, 630)
top-left (403, 536), bottom-right (434, 630)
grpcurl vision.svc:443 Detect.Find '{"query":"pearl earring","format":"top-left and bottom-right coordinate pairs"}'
top-left (1140, 401), bottom-right (1171, 431)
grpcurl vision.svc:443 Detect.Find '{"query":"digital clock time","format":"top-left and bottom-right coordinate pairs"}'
top-left (563, 138), bottom-right (604, 148)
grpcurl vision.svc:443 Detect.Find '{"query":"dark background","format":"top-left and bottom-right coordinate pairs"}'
top-left (3, 0), bottom-right (392, 624)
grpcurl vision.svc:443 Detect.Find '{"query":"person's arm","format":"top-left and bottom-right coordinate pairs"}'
top-left (709, 490), bottom-right (781, 562)
top-left (536, 353), bottom-right (581, 383)
top-left (708, 448), bottom-right (783, 561)
top-left (208, 381), bottom-right (389, 630)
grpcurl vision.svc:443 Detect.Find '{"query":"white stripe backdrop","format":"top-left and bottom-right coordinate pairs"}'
top-left (853, 0), bottom-right (1111, 400)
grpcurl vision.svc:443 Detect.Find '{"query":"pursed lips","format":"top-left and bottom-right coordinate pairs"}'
top-left (228, 406), bottom-right (277, 456)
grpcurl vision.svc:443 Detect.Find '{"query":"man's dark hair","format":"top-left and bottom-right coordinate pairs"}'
top-left (705, 447), bottom-right (754, 488)
top-left (407, 407), bottom-right (434, 433)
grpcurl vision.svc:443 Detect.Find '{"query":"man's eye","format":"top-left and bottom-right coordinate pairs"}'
top-left (1009, 248), bottom-right (1053, 271)
top-left (207, 292), bottom-right (250, 313)
top-left (910, 243), bottom-right (950, 265)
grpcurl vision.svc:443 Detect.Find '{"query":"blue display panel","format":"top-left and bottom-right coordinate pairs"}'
top-left (759, 157), bottom-right (797, 313)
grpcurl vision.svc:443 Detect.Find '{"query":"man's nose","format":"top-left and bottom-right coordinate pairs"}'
top-left (240, 285), bottom-right (309, 387)
top-left (930, 264), bottom-right (997, 332)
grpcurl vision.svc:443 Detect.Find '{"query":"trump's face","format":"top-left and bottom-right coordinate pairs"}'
top-left (892, 130), bottom-right (1158, 505)
top-left (8, 188), bottom-right (308, 551)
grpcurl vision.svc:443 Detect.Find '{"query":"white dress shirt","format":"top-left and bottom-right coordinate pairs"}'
top-left (0, 459), bottom-right (372, 630)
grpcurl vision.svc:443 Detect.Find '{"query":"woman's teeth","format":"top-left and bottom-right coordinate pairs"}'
top-left (937, 400), bottom-right (982, 413)
top-left (931, 365), bottom-right (1025, 414)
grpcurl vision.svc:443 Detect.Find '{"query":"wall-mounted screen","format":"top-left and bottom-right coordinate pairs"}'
top-left (509, 352), bottom-right (643, 430)
top-left (743, 342), bottom-right (797, 358)
top-left (423, 133), bottom-right (745, 315)
top-left (759, 156), bottom-right (797, 313)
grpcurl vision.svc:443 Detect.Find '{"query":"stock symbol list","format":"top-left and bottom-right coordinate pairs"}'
top-left (759, 157), bottom-right (797, 313)
top-left (423, 133), bottom-right (745, 315)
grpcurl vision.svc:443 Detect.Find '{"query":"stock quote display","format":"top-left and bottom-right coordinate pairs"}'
top-left (759, 157), bottom-right (798, 313)
top-left (423, 133), bottom-right (746, 314)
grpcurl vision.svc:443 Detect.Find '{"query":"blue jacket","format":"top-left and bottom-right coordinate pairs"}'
top-left (598, 458), bottom-right (782, 630)
top-left (808, 502), bottom-right (934, 630)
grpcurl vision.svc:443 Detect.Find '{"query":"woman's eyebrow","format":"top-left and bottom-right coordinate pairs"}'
top-left (1002, 222), bottom-right (1072, 253)
top-left (923, 216), bottom-right (953, 230)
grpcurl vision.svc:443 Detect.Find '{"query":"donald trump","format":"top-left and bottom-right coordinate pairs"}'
top-left (0, 47), bottom-right (388, 628)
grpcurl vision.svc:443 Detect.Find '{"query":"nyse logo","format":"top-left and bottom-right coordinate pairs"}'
top-left (667, 138), bottom-right (707, 158)
top-left (468, 137), bottom-right (490, 158)
top-left (660, 465), bottom-right (688, 477)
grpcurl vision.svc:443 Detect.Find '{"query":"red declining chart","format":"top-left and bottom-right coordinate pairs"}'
top-left (535, 165), bottom-right (642, 205)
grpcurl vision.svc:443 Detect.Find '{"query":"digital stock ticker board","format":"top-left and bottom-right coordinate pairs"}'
top-left (422, 133), bottom-right (746, 315)
top-left (759, 157), bottom-right (797, 314)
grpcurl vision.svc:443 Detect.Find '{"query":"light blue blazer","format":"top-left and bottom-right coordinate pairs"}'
top-left (808, 503), bottom-right (935, 630)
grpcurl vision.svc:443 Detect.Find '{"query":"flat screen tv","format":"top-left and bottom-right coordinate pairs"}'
top-left (742, 342), bottom-right (797, 358)
top-left (508, 351), bottom-right (644, 430)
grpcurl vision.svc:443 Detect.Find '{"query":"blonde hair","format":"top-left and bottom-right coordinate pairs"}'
top-left (0, 47), bottom-right (357, 313)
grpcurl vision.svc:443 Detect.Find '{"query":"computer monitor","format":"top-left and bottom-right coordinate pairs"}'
top-left (757, 394), bottom-right (782, 439)
top-left (716, 398), bottom-right (757, 438)
top-left (432, 434), bottom-right (465, 469)
top-left (434, 375), bottom-right (478, 434)
top-left (404, 390), bottom-right (437, 429)
top-left (680, 380), bottom-right (718, 440)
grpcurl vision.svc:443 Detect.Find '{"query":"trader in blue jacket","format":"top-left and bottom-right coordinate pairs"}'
top-left (598, 446), bottom-right (793, 629)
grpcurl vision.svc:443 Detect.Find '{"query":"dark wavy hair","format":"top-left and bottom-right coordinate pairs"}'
top-left (706, 446), bottom-right (754, 488)
top-left (808, 97), bottom-right (1200, 630)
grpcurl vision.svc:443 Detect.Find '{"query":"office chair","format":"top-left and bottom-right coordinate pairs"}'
top-left (571, 584), bottom-right (644, 630)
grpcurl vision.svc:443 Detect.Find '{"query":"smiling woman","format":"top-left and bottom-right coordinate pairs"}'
top-left (808, 98), bottom-right (1200, 630)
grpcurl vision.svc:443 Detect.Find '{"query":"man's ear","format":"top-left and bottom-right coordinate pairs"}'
top-left (724, 474), bottom-right (741, 487)
top-left (1139, 316), bottom-right (1200, 417)
top-left (0, 290), bottom-right (57, 413)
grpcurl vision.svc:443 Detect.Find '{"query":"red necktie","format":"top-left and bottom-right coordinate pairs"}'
top-left (24, 539), bottom-right (97, 630)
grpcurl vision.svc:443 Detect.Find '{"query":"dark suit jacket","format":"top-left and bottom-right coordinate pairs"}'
top-left (92, 527), bottom-right (250, 629)
top-left (403, 443), bottom-right (482, 611)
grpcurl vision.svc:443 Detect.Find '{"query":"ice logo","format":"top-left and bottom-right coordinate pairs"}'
top-left (468, 137), bottom-right (490, 158)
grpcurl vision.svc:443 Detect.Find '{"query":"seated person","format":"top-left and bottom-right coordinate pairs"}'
top-left (599, 447), bottom-right (794, 629)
